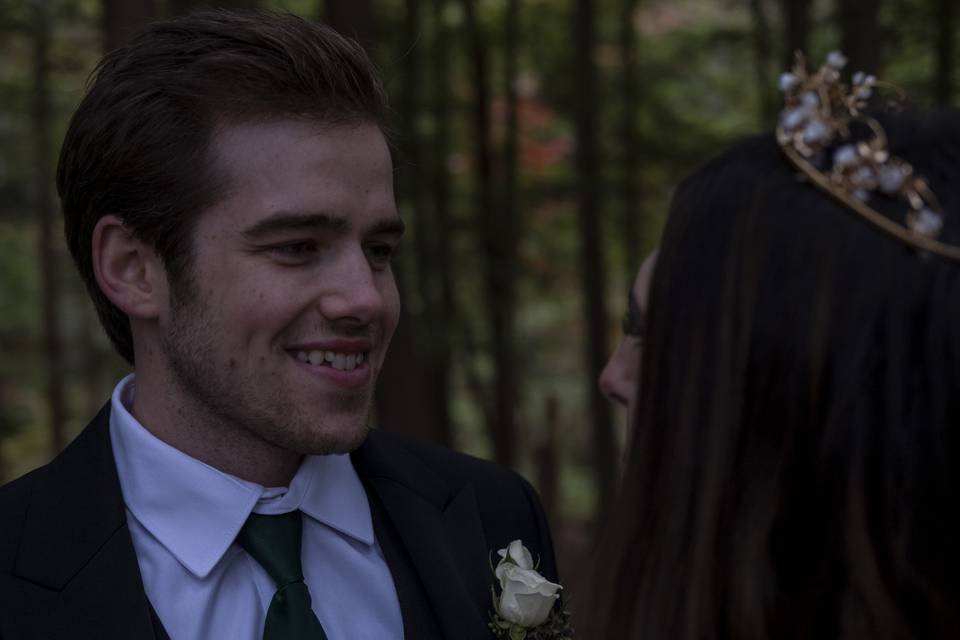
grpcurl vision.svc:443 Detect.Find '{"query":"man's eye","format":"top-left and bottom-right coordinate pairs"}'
top-left (366, 243), bottom-right (397, 267)
top-left (269, 240), bottom-right (318, 261)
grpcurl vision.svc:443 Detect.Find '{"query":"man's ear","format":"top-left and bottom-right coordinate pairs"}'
top-left (92, 215), bottom-right (168, 320)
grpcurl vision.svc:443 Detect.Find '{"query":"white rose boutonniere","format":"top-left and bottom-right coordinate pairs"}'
top-left (488, 540), bottom-right (574, 639)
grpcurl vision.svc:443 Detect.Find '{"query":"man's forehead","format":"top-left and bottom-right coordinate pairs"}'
top-left (208, 117), bottom-right (390, 172)
top-left (213, 115), bottom-right (383, 139)
top-left (193, 119), bottom-right (396, 233)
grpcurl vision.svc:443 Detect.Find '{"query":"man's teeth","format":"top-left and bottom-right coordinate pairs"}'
top-left (295, 350), bottom-right (365, 370)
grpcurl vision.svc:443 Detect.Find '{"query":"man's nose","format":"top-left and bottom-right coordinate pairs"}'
top-left (318, 249), bottom-right (388, 322)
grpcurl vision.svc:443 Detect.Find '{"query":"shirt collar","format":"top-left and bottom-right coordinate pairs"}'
top-left (109, 374), bottom-right (375, 579)
top-left (283, 455), bottom-right (375, 546)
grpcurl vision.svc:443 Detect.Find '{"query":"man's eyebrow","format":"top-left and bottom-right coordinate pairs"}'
top-left (241, 212), bottom-right (404, 239)
top-left (241, 212), bottom-right (346, 238)
top-left (370, 217), bottom-right (406, 236)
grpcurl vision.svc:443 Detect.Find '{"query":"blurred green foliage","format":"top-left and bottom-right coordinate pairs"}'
top-left (0, 0), bottom-right (953, 529)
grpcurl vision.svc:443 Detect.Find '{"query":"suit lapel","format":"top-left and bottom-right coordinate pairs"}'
top-left (11, 403), bottom-right (165, 639)
top-left (353, 431), bottom-right (493, 640)
top-left (364, 483), bottom-right (443, 639)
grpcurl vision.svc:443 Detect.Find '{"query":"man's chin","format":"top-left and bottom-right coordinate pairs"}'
top-left (298, 423), bottom-right (371, 456)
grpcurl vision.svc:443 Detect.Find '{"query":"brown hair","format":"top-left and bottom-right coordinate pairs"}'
top-left (58, 9), bottom-right (389, 363)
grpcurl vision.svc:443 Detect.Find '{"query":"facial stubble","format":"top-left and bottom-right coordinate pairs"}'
top-left (161, 279), bottom-right (373, 458)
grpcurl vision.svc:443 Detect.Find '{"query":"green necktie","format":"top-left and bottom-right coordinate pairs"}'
top-left (237, 511), bottom-right (328, 640)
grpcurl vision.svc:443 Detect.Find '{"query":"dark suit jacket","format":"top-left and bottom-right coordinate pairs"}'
top-left (0, 404), bottom-right (558, 639)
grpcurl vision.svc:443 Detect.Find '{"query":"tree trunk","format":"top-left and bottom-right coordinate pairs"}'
top-left (33, 0), bottom-right (66, 455)
top-left (374, 304), bottom-right (433, 437)
top-left (463, 0), bottom-right (517, 467)
top-left (399, 0), bottom-right (424, 272)
top-left (781, 0), bottom-right (813, 70)
top-left (498, 0), bottom-right (521, 464)
top-left (79, 292), bottom-right (114, 420)
top-left (324, 0), bottom-right (375, 53)
top-left (362, 3), bottom-right (435, 442)
top-left (749, 0), bottom-right (776, 123)
top-left (428, 0), bottom-right (456, 447)
top-left (573, 0), bottom-right (615, 516)
top-left (387, 0), bottom-right (452, 445)
top-left (103, 0), bottom-right (156, 51)
top-left (504, 0), bottom-right (520, 248)
top-left (536, 395), bottom-right (560, 523)
top-left (837, 0), bottom-right (882, 74)
top-left (0, 379), bottom-right (8, 484)
top-left (935, 0), bottom-right (955, 105)
top-left (618, 0), bottom-right (641, 281)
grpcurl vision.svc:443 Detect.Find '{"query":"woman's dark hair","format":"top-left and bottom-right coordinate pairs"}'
top-left (591, 111), bottom-right (960, 639)
top-left (57, 9), bottom-right (389, 364)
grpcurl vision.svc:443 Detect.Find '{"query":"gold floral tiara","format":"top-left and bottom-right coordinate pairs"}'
top-left (776, 51), bottom-right (960, 260)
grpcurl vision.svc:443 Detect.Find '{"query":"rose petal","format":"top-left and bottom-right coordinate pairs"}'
top-left (506, 540), bottom-right (534, 570)
top-left (495, 563), bottom-right (563, 628)
top-left (514, 592), bottom-right (558, 627)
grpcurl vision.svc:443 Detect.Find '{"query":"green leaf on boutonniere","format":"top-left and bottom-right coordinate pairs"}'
top-left (488, 609), bottom-right (573, 640)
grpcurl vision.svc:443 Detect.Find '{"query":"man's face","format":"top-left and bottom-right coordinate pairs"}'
top-left (158, 120), bottom-right (401, 456)
top-left (599, 251), bottom-right (657, 413)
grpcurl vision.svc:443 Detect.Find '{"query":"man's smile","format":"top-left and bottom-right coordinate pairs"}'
top-left (285, 337), bottom-right (374, 388)
top-left (293, 349), bottom-right (366, 370)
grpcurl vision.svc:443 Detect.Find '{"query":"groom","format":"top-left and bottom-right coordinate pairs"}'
top-left (0, 10), bottom-right (556, 640)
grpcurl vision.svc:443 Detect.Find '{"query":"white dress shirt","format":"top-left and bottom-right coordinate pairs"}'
top-left (108, 374), bottom-right (405, 640)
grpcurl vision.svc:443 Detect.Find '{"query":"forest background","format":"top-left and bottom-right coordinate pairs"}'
top-left (0, 0), bottom-right (955, 616)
